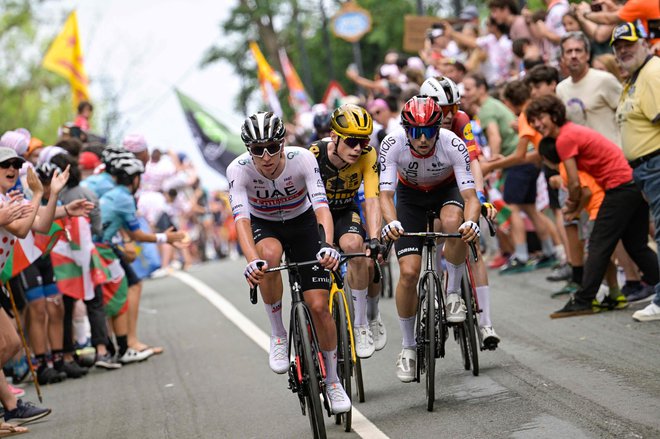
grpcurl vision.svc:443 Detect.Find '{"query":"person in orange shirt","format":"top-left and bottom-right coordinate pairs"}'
top-left (577, 0), bottom-right (660, 54)
top-left (543, 137), bottom-right (625, 307)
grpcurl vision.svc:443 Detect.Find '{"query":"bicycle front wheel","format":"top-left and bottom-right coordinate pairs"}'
top-left (332, 293), bottom-right (352, 431)
top-left (421, 273), bottom-right (437, 412)
top-left (462, 274), bottom-right (480, 376)
top-left (296, 306), bottom-right (327, 439)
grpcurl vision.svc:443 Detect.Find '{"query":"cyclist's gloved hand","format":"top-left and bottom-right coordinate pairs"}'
top-left (317, 244), bottom-right (340, 271)
top-left (458, 220), bottom-right (480, 242)
top-left (381, 220), bottom-right (404, 241)
top-left (244, 259), bottom-right (267, 287)
top-left (366, 238), bottom-right (381, 259)
top-left (481, 202), bottom-right (497, 221)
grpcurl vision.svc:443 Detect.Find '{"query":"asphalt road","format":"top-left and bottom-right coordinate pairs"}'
top-left (20, 258), bottom-right (660, 439)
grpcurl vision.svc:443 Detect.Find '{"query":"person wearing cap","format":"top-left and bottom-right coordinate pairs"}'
top-left (577, 0), bottom-right (660, 55)
top-left (122, 133), bottom-right (149, 165)
top-left (460, 5), bottom-right (480, 25)
top-left (611, 22), bottom-right (660, 322)
top-left (78, 151), bottom-right (102, 180)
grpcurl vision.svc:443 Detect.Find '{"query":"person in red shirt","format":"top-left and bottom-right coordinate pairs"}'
top-left (526, 95), bottom-right (659, 318)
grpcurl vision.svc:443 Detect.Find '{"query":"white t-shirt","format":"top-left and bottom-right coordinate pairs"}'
top-left (556, 68), bottom-right (623, 146)
top-left (476, 34), bottom-right (513, 85)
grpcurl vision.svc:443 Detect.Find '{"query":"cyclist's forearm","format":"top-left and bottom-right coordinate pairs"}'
top-left (314, 207), bottom-right (335, 245)
top-left (470, 160), bottom-right (485, 194)
top-left (462, 190), bottom-right (481, 223)
top-left (379, 191), bottom-right (397, 224)
top-left (363, 197), bottom-right (382, 239)
top-left (235, 218), bottom-right (260, 262)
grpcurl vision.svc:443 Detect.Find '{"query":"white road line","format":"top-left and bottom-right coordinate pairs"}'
top-left (172, 271), bottom-right (390, 439)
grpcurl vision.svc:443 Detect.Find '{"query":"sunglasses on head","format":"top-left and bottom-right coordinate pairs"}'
top-left (336, 132), bottom-right (370, 149)
top-left (407, 126), bottom-right (439, 140)
top-left (248, 142), bottom-right (283, 158)
top-left (0, 160), bottom-right (23, 170)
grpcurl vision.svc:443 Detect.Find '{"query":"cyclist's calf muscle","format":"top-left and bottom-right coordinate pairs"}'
top-left (396, 254), bottom-right (422, 318)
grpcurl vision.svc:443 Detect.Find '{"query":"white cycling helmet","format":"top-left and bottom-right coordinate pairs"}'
top-left (108, 156), bottom-right (144, 177)
top-left (420, 77), bottom-right (461, 106)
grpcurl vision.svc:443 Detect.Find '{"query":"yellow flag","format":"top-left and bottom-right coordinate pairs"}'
top-left (249, 41), bottom-right (281, 91)
top-left (42, 11), bottom-right (90, 107)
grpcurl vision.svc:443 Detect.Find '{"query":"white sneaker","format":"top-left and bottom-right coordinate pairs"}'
top-left (446, 294), bottom-right (466, 323)
top-left (269, 335), bottom-right (289, 374)
top-left (632, 302), bottom-right (660, 322)
top-left (369, 314), bottom-right (387, 351)
top-left (480, 326), bottom-right (500, 349)
top-left (326, 380), bottom-right (351, 414)
top-left (119, 347), bottom-right (153, 364)
top-left (395, 348), bottom-right (416, 383)
top-left (353, 325), bottom-right (375, 358)
top-left (150, 268), bottom-right (169, 279)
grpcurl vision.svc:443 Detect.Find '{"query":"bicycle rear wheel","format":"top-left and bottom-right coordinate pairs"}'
top-left (456, 324), bottom-right (471, 371)
top-left (332, 294), bottom-right (352, 431)
top-left (296, 306), bottom-right (327, 439)
top-left (462, 273), bottom-right (479, 376)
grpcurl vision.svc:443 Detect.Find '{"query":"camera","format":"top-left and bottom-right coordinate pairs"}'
top-left (426, 27), bottom-right (444, 43)
top-left (590, 3), bottom-right (602, 12)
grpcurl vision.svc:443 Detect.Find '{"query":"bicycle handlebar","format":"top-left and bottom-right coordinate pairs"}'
top-left (399, 232), bottom-right (478, 262)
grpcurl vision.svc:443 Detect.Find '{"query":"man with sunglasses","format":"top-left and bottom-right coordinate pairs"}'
top-left (308, 104), bottom-right (384, 359)
top-left (228, 112), bottom-right (351, 415)
top-left (420, 76), bottom-right (501, 350)
top-left (379, 96), bottom-right (481, 382)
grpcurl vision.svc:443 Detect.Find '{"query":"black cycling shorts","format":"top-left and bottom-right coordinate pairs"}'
top-left (395, 183), bottom-right (464, 258)
top-left (331, 207), bottom-right (366, 248)
top-left (251, 209), bottom-right (330, 292)
top-left (19, 256), bottom-right (58, 303)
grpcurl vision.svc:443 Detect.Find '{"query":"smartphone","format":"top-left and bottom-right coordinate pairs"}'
top-left (590, 3), bottom-right (602, 12)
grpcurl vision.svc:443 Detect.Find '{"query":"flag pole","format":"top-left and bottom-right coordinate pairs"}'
top-left (5, 283), bottom-right (42, 403)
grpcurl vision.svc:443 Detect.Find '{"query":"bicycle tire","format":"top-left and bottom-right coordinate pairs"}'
top-left (422, 273), bottom-right (437, 412)
top-left (296, 306), bottom-right (327, 439)
top-left (462, 274), bottom-right (480, 377)
top-left (456, 324), bottom-right (471, 371)
top-left (381, 261), bottom-right (393, 298)
top-left (332, 294), bottom-right (352, 431)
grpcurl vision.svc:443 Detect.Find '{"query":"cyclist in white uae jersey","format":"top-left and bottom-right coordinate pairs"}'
top-left (227, 112), bottom-right (351, 415)
top-left (379, 96), bottom-right (481, 383)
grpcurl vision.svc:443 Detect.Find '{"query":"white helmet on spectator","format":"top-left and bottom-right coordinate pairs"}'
top-left (420, 77), bottom-right (461, 106)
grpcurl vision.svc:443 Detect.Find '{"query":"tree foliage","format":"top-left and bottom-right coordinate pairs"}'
top-left (202, 0), bottom-right (422, 117)
top-left (0, 0), bottom-right (71, 143)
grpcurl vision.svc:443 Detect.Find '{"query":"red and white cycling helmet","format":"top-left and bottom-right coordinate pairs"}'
top-left (400, 96), bottom-right (443, 128)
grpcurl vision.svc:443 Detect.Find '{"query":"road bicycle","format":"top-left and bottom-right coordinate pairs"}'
top-left (250, 256), bottom-right (330, 439)
top-left (455, 213), bottom-right (498, 376)
top-left (386, 211), bottom-right (477, 412)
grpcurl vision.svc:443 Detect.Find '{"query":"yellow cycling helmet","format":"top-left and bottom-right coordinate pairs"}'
top-left (331, 104), bottom-right (373, 139)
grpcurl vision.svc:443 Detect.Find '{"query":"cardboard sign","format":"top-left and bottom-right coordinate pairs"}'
top-left (403, 15), bottom-right (445, 53)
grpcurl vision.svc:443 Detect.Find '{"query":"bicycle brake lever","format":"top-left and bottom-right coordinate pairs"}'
top-left (469, 241), bottom-right (478, 263)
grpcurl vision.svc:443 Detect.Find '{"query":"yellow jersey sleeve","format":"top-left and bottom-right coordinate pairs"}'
top-left (360, 146), bottom-right (379, 199)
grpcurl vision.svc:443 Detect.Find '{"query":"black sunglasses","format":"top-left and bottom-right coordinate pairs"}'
top-left (337, 133), bottom-right (370, 149)
top-left (0, 160), bottom-right (23, 170)
top-left (249, 142), bottom-right (283, 158)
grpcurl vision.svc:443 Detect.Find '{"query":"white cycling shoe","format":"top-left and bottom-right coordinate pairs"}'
top-left (395, 348), bottom-right (416, 383)
top-left (354, 325), bottom-right (375, 358)
top-left (446, 294), bottom-right (467, 323)
top-left (326, 380), bottom-right (351, 414)
top-left (368, 314), bottom-right (387, 351)
top-left (480, 326), bottom-right (500, 350)
top-left (269, 335), bottom-right (289, 374)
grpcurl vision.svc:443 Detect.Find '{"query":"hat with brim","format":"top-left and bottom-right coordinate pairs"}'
top-left (0, 147), bottom-right (26, 164)
top-left (610, 22), bottom-right (646, 46)
top-left (459, 5), bottom-right (479, 21)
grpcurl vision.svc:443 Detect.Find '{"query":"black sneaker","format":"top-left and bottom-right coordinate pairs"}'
top-left (550, 296), bottom-right (597, 319)
top-left (37, 366), bottom-right (66, 385)
top-left (625, 285), bottom-right (655, 303)
top-left (56, 361), bottom-right (88, 379)
top-left (4, 399), bottom-right (51, 426)
top-left (95, 353), bottom-right (122, 370)
top-left (621, 282), bottom-right (642, 297)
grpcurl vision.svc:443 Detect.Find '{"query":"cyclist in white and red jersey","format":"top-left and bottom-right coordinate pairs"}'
top-left (420, 76), bottom-right (501, 349)
top-left (379, 96), bottom-right (481, 382)
top-left (227, 112), bottom-right (350, 414)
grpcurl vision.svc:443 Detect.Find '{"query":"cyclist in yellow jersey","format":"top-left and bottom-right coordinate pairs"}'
top-left (308, 104), bottom-right (385, 358)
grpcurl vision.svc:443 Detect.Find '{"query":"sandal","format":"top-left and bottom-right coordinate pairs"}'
top-left (0, 423), bottom-right (28, 437)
